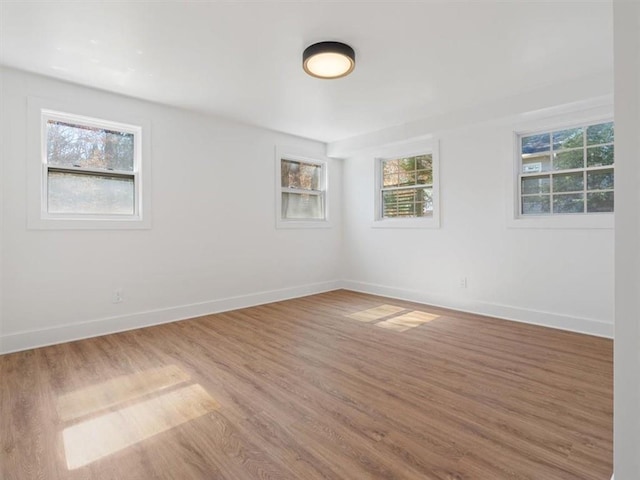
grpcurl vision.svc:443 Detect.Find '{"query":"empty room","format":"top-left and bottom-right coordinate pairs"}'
top-left (1, 1), bottom-right (639, 479)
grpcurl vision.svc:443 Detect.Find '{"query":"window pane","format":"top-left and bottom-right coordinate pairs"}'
top-left (414, 202), bottom-right (425, 216)
top-left (281, 160), bottom-right (320, 190)
top-left (396, 189), bottom-right (417, 203)
top-left (553, 193), bottom-right (584, 214)
top-left (521, 133), bottom-right (550, 154)
top-left (553, 149), bottom-right (584, 171)
top-left (397, 202), bottom-right (416, 216)
top-left (586, 122), bottom-right (614, 145)
top-left (522, 195), bottom-right (550, 215)
top-left (552, 172), bottom-right (583, 193)
top-left (281, 192), bottom-right (323, 219)
top-left (48, 171), bottom-right (134, 215)
top-left (399, 157), bottom-right (416, 171)
top-left (587, 169), bottom-right (614, 190)
top-left (383, 191), bottom-right (398, 217)
top-left (281, 160), bottom-right (298, 187)
top-left (47, 120), bottom-right (134, 171)
top-left (522, 153), bottom-right (551, 173)
top-left (419, 188), bottom-right (434, 215)
top-left (587, 191), bottom-right (614, 213)
top-left (521, 175), bottom-right (550, 194)
top-left (399, 170), bottom-right (416, 186)
top-left (383, 175), bottom-right (399, 187)
top-left (553, 127), bottom-right (583, 150)
top-left (383, 159), bottom-right (399, 187)
top-left (415, 155), bottom-right (432, 170)
top-left (299, 163), bottom-right (320, 190)
top-left (416, 169), bottom-right (433, 185)
top-left (587, 145), bottom-right (614, 167)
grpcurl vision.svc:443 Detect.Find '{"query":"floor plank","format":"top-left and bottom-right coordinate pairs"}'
top-left (0, 290), bottom-right (613, 479)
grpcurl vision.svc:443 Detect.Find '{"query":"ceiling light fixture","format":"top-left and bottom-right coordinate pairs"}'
top-left (303, 41), bottom-right (355, 79)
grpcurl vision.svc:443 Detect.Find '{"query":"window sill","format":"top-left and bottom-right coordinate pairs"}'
top-left (507, 213), bottom-right (613, 229)
top-left (371, 217), bottom-right (440, 229)
top-left (28, 216), bottom-right (151, 230)
top-left (276, 219), bottom-right (332, 229)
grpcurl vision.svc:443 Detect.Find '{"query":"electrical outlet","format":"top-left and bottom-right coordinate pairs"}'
top-left (459, 277), bottom-right (468, 289)
top-left (112, 288), bottom-right (124, 304)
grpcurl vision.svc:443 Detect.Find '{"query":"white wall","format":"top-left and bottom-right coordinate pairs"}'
top-left (0, 67), bottom-right (343, 353)
top-left (613, 1), bottom-right (640, 477)
top-left (338, 78), bottom-right (614, 338)
top-left (0, 65), bottom-right (617, 355)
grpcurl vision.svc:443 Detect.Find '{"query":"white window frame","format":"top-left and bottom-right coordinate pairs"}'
top-left (275, 146), bottom-right (330, 229)
top-left (372, 139), bottom-right (440, 229)
top-left (508, 106), bottom-right (613, 230)
top-left (27, 97), bottom-right (151, 229)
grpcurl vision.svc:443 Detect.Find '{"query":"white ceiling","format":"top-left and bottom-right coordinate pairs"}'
top-left (0, 1), bottom-right (613, 143)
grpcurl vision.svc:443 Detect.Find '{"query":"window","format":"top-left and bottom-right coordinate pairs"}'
top-left (43, 111), bottom-right (140, 216)
top-left (373, 140), bottom-right (440, 228)
top-left (28, 98), bottom-right (150, 229)
top-left (518, 121), bottom-right (614, 216)
top-left (380, 154), bottom-right (434, 218)
top-left (276, 149), bottom-right (329, 228)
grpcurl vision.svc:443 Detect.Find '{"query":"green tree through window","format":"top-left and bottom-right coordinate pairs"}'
top-left (381, 154), bottom-right (433, 218)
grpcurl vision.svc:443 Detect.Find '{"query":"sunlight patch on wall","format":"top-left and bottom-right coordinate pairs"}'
top-left (375, 311), bottom-right (439, 332)
top-left (57, 364), bottom-right (191, 422)
top-left (63, 383), bottom-right (219, 470)
top-left (346, 304), bottom-right (406, 322)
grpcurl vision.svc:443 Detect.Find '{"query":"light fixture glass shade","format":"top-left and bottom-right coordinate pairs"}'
top-left (303, 42), bottom-right (355, 79)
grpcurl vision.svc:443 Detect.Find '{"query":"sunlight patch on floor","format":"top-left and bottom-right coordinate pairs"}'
top-left (375, 311), bottom-right (440, 332)
top-left (346, 304), bottom-right (406, 322)
top-left (57, 365), bottom-right (191, 422)
top-left (62, 383), bottom-right (219, 470)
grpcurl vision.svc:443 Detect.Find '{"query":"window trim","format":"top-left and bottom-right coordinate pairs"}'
top-left (40, 109), bottom-right (142, 221)
top-left (27, 97), bottom-right (151, 230)
top-left (275, 146), bottom-right (330, 229)
top-left (372, 139), bottom-right (440, 229)
top-left (507, 108), bottom-right (614, 230)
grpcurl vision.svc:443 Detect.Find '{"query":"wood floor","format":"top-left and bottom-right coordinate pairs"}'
top-left (0, 290), bottom-right (613, 480)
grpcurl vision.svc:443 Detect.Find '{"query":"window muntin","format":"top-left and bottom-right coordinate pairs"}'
top-left (380, 154), bottom-right (433, 218)
top-left (42, 111), bottom-right (141, 219)
top-left (280, 158), bottom-right (326, 221)
top-left (518, 121), bottom-right (614, 216)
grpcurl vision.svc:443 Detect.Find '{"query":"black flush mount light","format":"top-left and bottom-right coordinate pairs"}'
top-left (303, 41), bottom-right (355, 79)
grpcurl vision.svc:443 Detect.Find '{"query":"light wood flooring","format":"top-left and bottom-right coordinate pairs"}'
top-left (0, 290), bottom-right (613, 479)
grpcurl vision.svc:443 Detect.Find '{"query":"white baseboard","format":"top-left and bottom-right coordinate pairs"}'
top-left (0, 281), bottom-right (342, 355)
top-left (339, 280), bottom-right (614, 339)
top-left (0, 278), bottom-right (613, 355)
